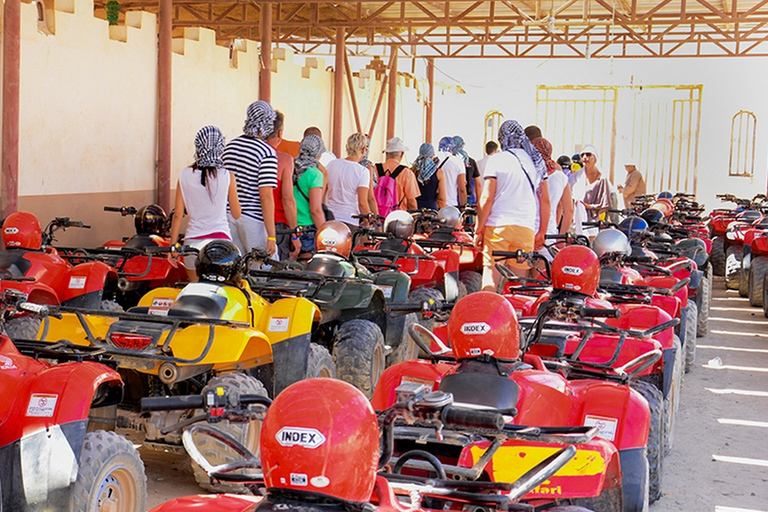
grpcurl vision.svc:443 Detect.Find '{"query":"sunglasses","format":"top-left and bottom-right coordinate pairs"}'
top-left (580, 152), bottom-right (593, 158)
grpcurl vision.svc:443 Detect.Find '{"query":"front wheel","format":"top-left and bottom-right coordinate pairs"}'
top-left (333, 319), bottom-right (386, 398)
top-left (386, 312), bottom-right (419, 366)
top-left (725, 245), bottom-right (742, 290)
top-left (307, 343), bottom-right (336, 379)
top-left (682, 302), bottom-right (698, 374)
top-left (3, 315), bottom-right (42, 340)
top-left (70, 430), bottom-right (147, 512)
top-left (630, 380), bottom-right (664, 503)
top-left (748, 256), bottom-right (768, 307)
top-left (696, 264), bottom-right (712, 337)
top-left (711, 236), bottom-right (725, 276)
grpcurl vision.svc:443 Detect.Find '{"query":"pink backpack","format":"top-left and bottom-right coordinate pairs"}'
top-left (374, 164), bottom-right (406, 217)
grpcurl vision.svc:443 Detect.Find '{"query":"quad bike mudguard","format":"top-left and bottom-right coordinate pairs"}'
top-left (60, 260), bottom-right (117, 308)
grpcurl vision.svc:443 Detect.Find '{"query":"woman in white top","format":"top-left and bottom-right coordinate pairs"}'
top-left (325, 133), bottom-right (371, 227)
top-left (170, 125), bottom-right (241, 281)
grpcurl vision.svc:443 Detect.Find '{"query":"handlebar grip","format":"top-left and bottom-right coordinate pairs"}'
top-left (18, 301), bottom-right (49, 316)
top-left (441, 406), bottom-right (504, 430)
top-left (103, 206), bottom-right (123, 212)
top-left (580, 307), bottom-right (621, 318)
top-left (140, 395), bottom-right (204, 411)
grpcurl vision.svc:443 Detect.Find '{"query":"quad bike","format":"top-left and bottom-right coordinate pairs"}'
top-left (250, 221), bottom-right (422, 397)
top-left (372, 291), bottom-right (661, 512)
top-left (0, 212), bottom-right (121, 340)
top-left (28, 241), bottom-right (328, 493)
top-left (145, 377), bottom-right (602, 512)
top-left (708, 193), bottom-right (767, 277)
top-left (0, 288), bottom-right (146, 511)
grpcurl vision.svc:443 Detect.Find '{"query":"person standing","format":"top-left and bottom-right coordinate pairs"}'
top-left (475, 120), bottom-right (550, 290)
top-left (618, 160), bottom-right (647, 208)
top-left (265, 112), bottom-right (301, 261)
top-left (223, 100), bottom-right (279, 256)
top-left (325, 133), bottom-right (371, 228)
top-left (477, 140), bottom-right (499, 178)
top-left (293, 134), bottom-right (327, 259)
top-left (578, 145), bottom-right (612, 240)
top-left (170, 126), bottom-right (241, 281)
top-left (436, 136), bottom-right (467, 208)
top-left (375, 137), bottom-right (420, 213)
top-left (531, 137), bottom-right (573, 256)
top-left (453, 135), bottom-right (481, 205)
top-left (412, 142), bottom-right (447, 211)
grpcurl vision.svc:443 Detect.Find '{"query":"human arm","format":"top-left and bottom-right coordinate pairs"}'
top-left (457, 173), bottom-right (468, 207)
top-left (622, 172), bottom-right (640, 199)
top-left (558, 183), bottom-right (574, 235)
top-left (474, 177), bottom-right (496, 247)
top-left (402, 170), bottom-right (420, 211)
top-left (170, 181), bottom-right (185, 244)
top-left (281, 165), bottom-right (298, 229)
top-left (309, 187), bottom-right (325, 229)
top-left (367, 166), bottom-right (379, 213)
top-left (436, 169), bottom-right (447, 209)
top-left (227, 172), bottom-right (241, 220)
top-left (535, 180), bottom-right (551, 249)
top-left (259, 187), bottom-right (277, 255)
top-left (318, 163), bottom-right (329, 201)
top-left (473, 176), bottom-right (482, 204)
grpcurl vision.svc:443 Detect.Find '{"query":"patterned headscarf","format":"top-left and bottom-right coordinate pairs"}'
top-left (498, 120), bottom-right (546, 181)
top-left (414, 143), bottom-right (439, 185)
top-left (438, 136), bottom-right (455, 153)
top-left (453, 135), bottom-right (469, 164)
top-left (294, 135), bottom-right (325, 182)
top-left (243, 100), bottom-right (277, 138)
top-left (194, 125), bottom-right (226, 168)
top-left (531, 137), bottom-right (558, 174)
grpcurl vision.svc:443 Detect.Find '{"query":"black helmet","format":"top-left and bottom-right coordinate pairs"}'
top-left (557, 155), bottom-right (572, 170)
top-left (641, 208), bottom-right (664, 225)
top-left (196, 240), bottom-right (242, 284)
top-left (135, 204), bottom-right (168, 236)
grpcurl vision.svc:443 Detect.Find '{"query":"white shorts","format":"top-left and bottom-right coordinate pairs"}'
top-left (182, 238), bottom-right (220, 270)
top-left (228, 213), bottom-right (267, 255)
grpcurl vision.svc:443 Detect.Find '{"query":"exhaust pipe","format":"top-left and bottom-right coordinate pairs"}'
top-left (117, 277), bottom-right (136, 292)
top-left (158, 363), bottom-right (213, 386)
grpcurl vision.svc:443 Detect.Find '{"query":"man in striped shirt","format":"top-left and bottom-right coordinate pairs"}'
top-left (224, 100), bottom-right (279, 256)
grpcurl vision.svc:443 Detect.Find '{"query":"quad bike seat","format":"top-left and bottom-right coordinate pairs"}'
top-left (123, 234), bottom-right (162, 250)
top-left (440, 363), bottom-right (522, 412)
top-left (0, 250), bottom-right (32, 278)
top-left (378, 238), bottom-right (411, 253)
top-left (429, 228), bottom-right (458, 242)
top-left (167, 283), bottom-right (228, 319)
top-left (304, 253), bottom-right (355, 278)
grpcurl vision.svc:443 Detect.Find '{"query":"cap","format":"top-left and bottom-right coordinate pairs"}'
top-left (384, 137), bottom-right (409, 153)
top-left (580, 145), bottom-right (600, 161)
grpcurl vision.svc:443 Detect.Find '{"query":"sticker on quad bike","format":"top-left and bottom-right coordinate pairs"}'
top-left (290, 473), bottom-right (309, 486)
top-left (584, 414), bottom-right (618, 441)
top-left (400, 375), bottom-right (435, 388)
top-left (68, 276), bottom-right (86, 289)
top-left (26, 393), bottom-right (58, 417)
top-left (0, 354), bottom-right (17, 370)
top-left (269, 317), bottom-right (290, 332)
top-left (276, 427), bottom-right (326, 448)
top-left (149, 297), bottom-right (174, 316)
top-left (461, 322), bottom-right (491, 334)
top-left (378, 285), bottom-right (393, 299)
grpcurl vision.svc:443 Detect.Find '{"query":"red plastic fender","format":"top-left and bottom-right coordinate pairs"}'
top-left (610, 304), bottom-right (674, 349)
top-left (370, 359), bottom-right (456, 410)
top-left (508, 369), bottom-right (573, 426)
top-left (0, 337), bottom-right (122, 447)
top-left (568, 380), bottom-right (650, 451)
top-left (150, 494), bottom-right (263, 512)
top-left (649, 293), bottom-right (681, 321)
top-left (429, 248), bottom-right (461, 274)
top-left (562, 334), bottom-right (662, 376)
top-left (61, 260), bottom-right (117, 302)
top-left (752, 235), bottom-right (768, 257)
top-left (0, 280), bottom-right (59, 306)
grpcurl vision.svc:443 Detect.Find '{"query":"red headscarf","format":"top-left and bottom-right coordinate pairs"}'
top-left (531, 137), bottom-right (559, 174)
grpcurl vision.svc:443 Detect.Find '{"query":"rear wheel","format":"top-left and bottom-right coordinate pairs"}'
top-left (664, 335), bottom-right (684, 455)
top-left (630, 380), bottom-right (664, 503)
top-left (763, 274), bottom-right (768, 318)
top-left (724, 245), bottom-right (742, 290)
top-left (70, 430), bottom-right (147, 512)
top-left (99, 300), bottom-right (124, 312)
top-left (682, 302), bottom-right (698, 374)
top-left (386, 312), bottom-right (419, 366)
top-left (409, 287), bottom-right (445, 331)
top-left (738, 258), bottom-right (749, 298)
top-left (459, 270), bottom-right (482, 294)
top-left (191, 372), bottom-right (268, 493)
top-left (748, 256), bottom-right (768, 307)
top-left (333, 319), bottom-right (386, 398)
top-left (307, 343), bottom-right (336, 379)
top-left (696, 264), bottom-right (712, 337)
top-left (3, 316), bottom-right (42, 340)
top-left (711, 236), bottom-right (725, 276)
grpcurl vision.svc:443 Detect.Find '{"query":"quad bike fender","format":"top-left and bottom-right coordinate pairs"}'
top-left (148, 493), bottom-right (263, 511)
top-left (561, 334), bottom-right (663, 377)
top-left (649, 295), bottom-right (681, 322)
top-left (255, 296), bottom-right (320, 343)
top-left (373, 270), bottom-right (411, 303)
top-left (370, 359), bottom-right (456, 410)
top-left (644, 275), bottom-right (688, 309)
top-left (752, 235), bottom-right (768, 256)
top-left (38, 311), bottom-right (116, 345)
top-left (430, 248), bottom-right (461, 273)
top-left (569, 381), bottom-right (650, 451)
top-left (166, 325), bottom-right (273, 368)
top-left (618, 447), bottom-right (649, 512)
top-left (610, 304), bottom-right (675, 349)
top-left (399, 256), bottom-right (444, 289)
top-left (460, 438), bottom-right (618, 500)
top-left (0, 281), bottom-right (59, 306)
top-left (136, 286), bottom-right (183, 307)
top-left (61, 261), bottom-right (117, 306)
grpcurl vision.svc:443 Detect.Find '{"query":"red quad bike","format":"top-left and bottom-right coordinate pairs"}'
top-left (410, 206), bottom-right (484, 293)
top-left (372, 291), bottom-right (662, 512)
top-left (352, 211), bottom-right (464, 305)
top-left (0, 288), bottom-right (146, 511)
top-left (707, 193), bottom-right (767, 278)
top-left (145, 377), bottom-right (602, 512)
top-left (0, 212), bottom-right (121, 340)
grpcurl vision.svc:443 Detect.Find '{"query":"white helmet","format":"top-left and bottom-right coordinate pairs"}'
top-left (384, 210), bottom-right (415, 239)
top-left (437, 206), bottom-right (461, 229)
top-left (592, 228), bottom-right (631, 258)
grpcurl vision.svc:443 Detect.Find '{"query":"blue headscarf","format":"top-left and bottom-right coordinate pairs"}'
top-left (453, 135), bottom-right (469, 164)
top-left (414, 143), bottom-right (439, 185)
top-left (194, 125), bottom-right (226, 168)
top-left (438, 136), bottom-right (455, 153)
top-left (243, 100), bottom-right (276, 138)
top-left (498, 120), bottom-right (546, 182)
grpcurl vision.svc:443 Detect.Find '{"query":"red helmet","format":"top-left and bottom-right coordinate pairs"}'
top-left (447, 292), bottom-right (520, 360)
top-left (261, 378), bottom-right (379, 504)
top-left (551, 245), bottom-right (600, 296)
top-left (315, 221), bottom-right (352, 258)
top-left (650, 198), bottom-right (674, 217)
top-left (3, 211), bottom-right (42, 250)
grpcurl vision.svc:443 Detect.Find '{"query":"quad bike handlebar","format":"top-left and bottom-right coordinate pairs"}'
top-left (104, 206), bottom-right (138, 216)
top-left (42, 217), bottom-right (91, 246)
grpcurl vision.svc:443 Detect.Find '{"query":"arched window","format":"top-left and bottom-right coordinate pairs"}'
top-left (484, 110), bottom-right (504, 145)
top-left (729, 111), bottom-right (757, 177)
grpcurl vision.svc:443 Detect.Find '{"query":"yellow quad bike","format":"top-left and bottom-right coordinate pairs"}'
top-left (34, 244), bottom-right (329, 493)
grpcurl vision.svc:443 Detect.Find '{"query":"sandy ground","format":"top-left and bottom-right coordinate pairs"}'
top-left (141, 277), bottom-right (768, 511)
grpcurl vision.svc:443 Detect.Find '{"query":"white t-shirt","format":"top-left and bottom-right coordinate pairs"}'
top-left (436, 151), bottom-right (464, 207)
top-left (543, 170), bottom-right (570, 234)
top-left (477, 154), bottom-right (493, 177)
top-left (178, 167), bottom-right (232, 239)
top-left (483, 150), bottom-right (540, 230)
top-left (319, 151), bottom-right (337, 167)
top-left (325, 158), bottom-right (370, 225)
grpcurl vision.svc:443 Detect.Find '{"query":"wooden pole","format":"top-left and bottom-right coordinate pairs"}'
top-left (156, 0), bottom-right (172, 212)
top-left (368, 51), bottom-right (398, 141)
top-left (1, 0), bottom-right (20, 216)
top-left (259, 2), bottom-right (272, 102)
top-left (344, 53), bottom-right (362, 134)
top-left (332, 27), bottom-right (345, 157)
top-left (425, 57), bottom-right (435, 145)
top-left (386, 46), bottom-right (399, 140)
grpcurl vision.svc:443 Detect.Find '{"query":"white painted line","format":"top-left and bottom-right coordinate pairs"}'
top-left (710, 330), bottom-right (768, 338)
top-left (706, 388), bottom-right (768, 397)
top-left (708, 317), bottom-right (768, 325)
top-left (717, 418), bottom-right (768, 428)
top-left (712, 454), bottom-right (768, 467)
top-left (715, 507), bottom-right (768, 512)
top-left (698, 344), bottom-right (768, 354)
top-left (709, 307), bottom-right (763, 312)
top-left (702, 363), bottom-right (768, 373)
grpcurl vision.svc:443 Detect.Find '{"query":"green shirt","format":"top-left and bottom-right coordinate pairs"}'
top-left (294, 166), bottom-right (324, 227)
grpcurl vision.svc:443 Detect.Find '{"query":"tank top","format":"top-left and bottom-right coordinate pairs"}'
top-left (178, 166), bottom-right (232, 240)
top-left (273, 176), bottom-right (289, 225)
top-left (417, 172), bottom-right (440, 211)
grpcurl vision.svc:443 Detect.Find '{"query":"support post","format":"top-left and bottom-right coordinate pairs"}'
top-left (259, 2), bottom-right (272, 102)
top-left (156, 0), bottom-right (172, 212)
top-left (1, 0), bottom-right (20, 216)
top-left (332, 27), bottom-right (345, 157)
top-left (368, 51), bottom-right (397, 141)
top-left (386, 46), bottom-right (399, 140)
top-left (344, 53), bottom-right (362, 134)
top-left (425, 57), bottom-right (435, 145)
